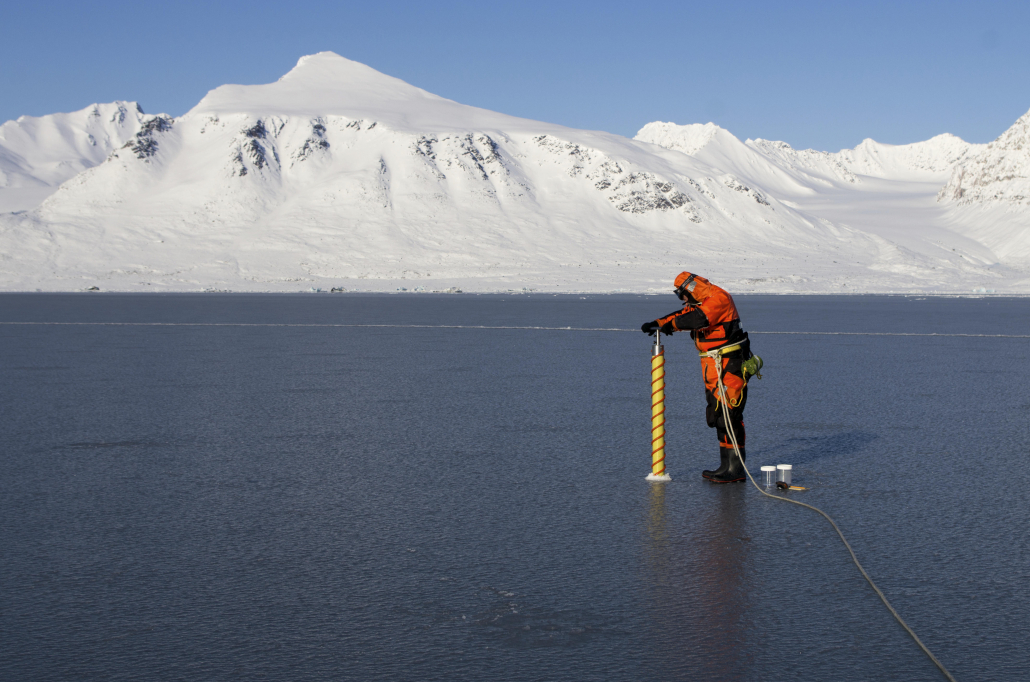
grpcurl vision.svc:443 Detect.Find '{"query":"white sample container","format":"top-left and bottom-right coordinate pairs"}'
top-left (777, 464), bottom-right (793, 485)
top-left (761, 466), bottom-right (776, 487)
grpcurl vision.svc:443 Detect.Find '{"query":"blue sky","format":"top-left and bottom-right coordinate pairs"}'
top-left (2, 0), bottom-right (1027, 151)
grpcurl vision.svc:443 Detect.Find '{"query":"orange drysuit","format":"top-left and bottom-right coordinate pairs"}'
top-left (654, 274), bottom-right (751, 454)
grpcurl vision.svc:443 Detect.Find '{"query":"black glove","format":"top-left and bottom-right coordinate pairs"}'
top-left (660, 321), bottom-right (676, 336)
top-left (641, 321), bottom-right (659, 336)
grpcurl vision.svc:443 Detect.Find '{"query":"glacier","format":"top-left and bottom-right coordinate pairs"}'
top-left (0, 52), bottom-right (1027, 294)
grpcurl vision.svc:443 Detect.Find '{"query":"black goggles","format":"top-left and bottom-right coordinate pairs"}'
top-left (674, 274), bottom-right (697, 297)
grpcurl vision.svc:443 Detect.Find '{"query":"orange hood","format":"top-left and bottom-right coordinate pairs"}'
top-left (674, 271), bottom-right (713, 302)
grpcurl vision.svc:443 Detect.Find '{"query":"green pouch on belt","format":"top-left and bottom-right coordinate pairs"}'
top-left (742, 354), bottom-right (763, 381)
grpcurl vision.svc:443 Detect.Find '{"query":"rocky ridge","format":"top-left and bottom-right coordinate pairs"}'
top-left (939, 108), bottom-right (1030, 205)
top-left (0, 101), bottom-right (149, 212)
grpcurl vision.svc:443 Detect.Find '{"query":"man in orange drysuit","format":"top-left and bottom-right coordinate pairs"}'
top-left (641, 272), bottom-right (753, 483)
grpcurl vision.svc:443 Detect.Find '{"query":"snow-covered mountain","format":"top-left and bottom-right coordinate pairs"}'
top-left (939, 109), bottom-right (1030, 206)
top-left (0, 102), bottom-right (148, 213)
top-left (932, 109), bottom-right (1030, 263)
top-left (636, 121), bottom-right (984, 189)
top-left (636, 118), bottom-right (1027, 291)
top-left (1, 52), bottom-right (1027, 293)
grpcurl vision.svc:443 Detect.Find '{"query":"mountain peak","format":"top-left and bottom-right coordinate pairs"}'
top-left (276, 52), bottom-right (425, 94)
top-left (634, 121), bottom-right (736, 156)
top-left (939, 106), bottom-right (1030, 205)
top-left (186, 51), bottom-right (545, 133)
top-left (283, 51), bottom-right (352, 77)
top-left (988, 106), bottom-right (1030, 151)
top-left (190, 51), bottom-right (443, 120)
top-left (0, 100), bottom-right (148, 212)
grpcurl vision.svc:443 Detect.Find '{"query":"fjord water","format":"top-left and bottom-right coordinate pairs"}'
top-left (1, 293), bottom-right (1027, 682)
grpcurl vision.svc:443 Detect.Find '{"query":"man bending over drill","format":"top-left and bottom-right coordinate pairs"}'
top-left (641, 272), bottom-right (757, 483)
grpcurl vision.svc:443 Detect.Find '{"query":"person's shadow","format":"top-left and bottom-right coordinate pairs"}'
top-left (759, 430), bottom-right (878, 465)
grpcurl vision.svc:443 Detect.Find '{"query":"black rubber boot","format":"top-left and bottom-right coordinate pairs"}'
top-left (701, 447), bottom-right (731, 480)
top-left (708, 447), bottom-right (746, 483)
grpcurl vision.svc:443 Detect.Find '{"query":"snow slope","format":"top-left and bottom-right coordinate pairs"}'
top-left (0, 102), bottom-right (148, 212)
top-left (1, 53), bottom-right (1027, 293)
top-left (934, 108), bottom-right (1030, 263)
top-left (636, 121), bottom-right (1021, 293)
